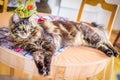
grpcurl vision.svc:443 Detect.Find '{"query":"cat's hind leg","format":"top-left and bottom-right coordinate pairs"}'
top-left (96, 41), bottom-right (119, 57)
top-left (79, 22), bottom-right (119, 57)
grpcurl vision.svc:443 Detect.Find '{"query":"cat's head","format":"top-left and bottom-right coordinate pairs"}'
top-left (10, 13), bottom-right (34, 39)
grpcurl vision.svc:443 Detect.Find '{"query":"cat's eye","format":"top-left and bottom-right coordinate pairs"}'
top-left (17, 27), bottom-right (22, 31)
top-left (19, 25), bottom-right (24, 29)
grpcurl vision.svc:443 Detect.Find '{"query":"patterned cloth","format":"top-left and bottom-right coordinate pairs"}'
top-left (0, 27), bottom-right (13, 49)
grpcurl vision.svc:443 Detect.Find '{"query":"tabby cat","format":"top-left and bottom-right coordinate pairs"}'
top-left (10, 13), bottom-right (119, 76)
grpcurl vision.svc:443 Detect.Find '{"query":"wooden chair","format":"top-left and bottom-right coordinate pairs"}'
top-left (0, 12), bottom-right (115, 80)
top-left (0, 46), bottom-right (113, 80)
top-left (77, 0), bottom-right (119, 37)
top-left (0, 0), bottom-right (8, 12)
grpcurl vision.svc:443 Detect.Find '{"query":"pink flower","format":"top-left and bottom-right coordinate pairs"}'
top-left (14, 48), bottom-right (23, 54)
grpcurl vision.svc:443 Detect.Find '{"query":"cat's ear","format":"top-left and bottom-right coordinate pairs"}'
top-left (12, 13), bottom-right (20, 23)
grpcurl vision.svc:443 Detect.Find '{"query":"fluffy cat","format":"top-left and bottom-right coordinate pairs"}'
top-left (10, 13), bottom-right (119, 76)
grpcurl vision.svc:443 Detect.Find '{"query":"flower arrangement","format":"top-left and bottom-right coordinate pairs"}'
top-left (15, 0), bottom-right (37, 18)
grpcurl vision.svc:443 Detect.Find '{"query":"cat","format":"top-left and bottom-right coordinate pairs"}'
top-left (10, 13), bottom-right (119, 76)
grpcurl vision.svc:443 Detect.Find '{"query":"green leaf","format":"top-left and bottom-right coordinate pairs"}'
top-left (15, 0), bottom-right (36, 18)
top-left (28, 0), bottom-right (35, 5)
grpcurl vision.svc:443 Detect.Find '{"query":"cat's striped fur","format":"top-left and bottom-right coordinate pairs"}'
top-left (10, 13), bottom-right (119, 76)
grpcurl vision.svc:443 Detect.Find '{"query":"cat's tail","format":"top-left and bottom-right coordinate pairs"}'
top-left (79, 21), bottom-right (103, 28)
top-left (91, 22), bottom-right (103, 28)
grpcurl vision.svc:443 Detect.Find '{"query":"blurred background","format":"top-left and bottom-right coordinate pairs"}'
top-left (1, 0), bottom-right (120, 30)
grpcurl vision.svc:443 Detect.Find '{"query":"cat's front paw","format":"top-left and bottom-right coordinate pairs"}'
top-left (37, 62), bottom-right (49, 76)
top-left (33, 51), bottom-right (50, 76)
top-left (97, 42), bottom-right (119, 57)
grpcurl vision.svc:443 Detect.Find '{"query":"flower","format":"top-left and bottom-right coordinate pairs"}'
top-left (27, 5), bottom-right (35, 11)
top-left (15, 0), bottom-right (36, 18)
top-left (37, 18), bottom-right (47, 23)
top-left (14, 48), bottom-right (23, 54)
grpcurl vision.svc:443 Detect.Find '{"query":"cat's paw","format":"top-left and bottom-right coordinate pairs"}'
top-left (33, 51), bottom-right (50, 76)
top-left (37, 63), bottom-right (49, 76)
top-left (34, 60), bottom-right (50, 76)
top-left (97, 42), bottom-right (119, 57)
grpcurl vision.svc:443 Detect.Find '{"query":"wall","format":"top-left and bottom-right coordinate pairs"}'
top-left (112, 7), bottom-right (120, 30)
top-left (48, 0), bottom-right (81, 20)
top-left (48, 0), bottom-right (60, 15)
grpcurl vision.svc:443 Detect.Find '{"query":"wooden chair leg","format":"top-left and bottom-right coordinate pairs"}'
top-left (3, 0), bottom-right (8, 12)
top-left (87, 76), bottom-right (97, 80)
top-left (53, 66), bottom-right (66, 80)
top-left (10, 67), bottom-right (14, 77)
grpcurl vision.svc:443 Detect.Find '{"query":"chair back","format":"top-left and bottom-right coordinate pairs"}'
top-left (0, 0), bottom-right (8, 12)
top-left (77, 0), bottom-right (119, 37)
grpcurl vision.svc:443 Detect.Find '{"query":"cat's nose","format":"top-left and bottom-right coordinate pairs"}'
top-left (24, 30), bottom-right (27, 33)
